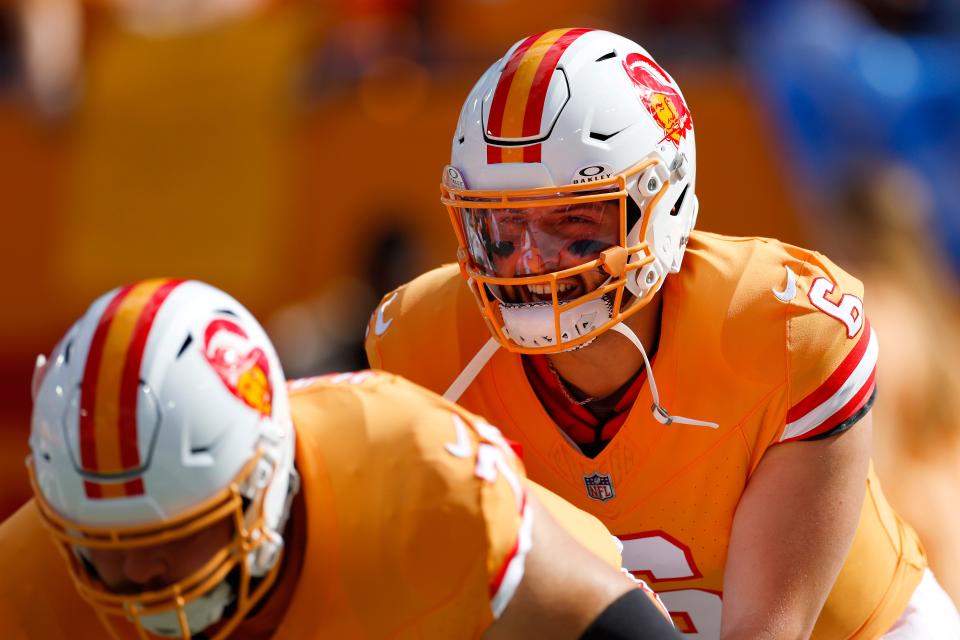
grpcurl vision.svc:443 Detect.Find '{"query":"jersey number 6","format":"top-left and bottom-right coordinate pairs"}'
top-left (620, 532), bottom-right (722, 638)
top-left (808, 277), bottom-right (864, 338)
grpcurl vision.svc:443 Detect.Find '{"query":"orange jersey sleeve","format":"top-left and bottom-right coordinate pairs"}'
top-left (365, 264), bottom-right (491, 396)
top-left (0, 501), bottom-right (111, 639)
top-left (278, 372), bottom-right (532, 638)
top-left (778, 250), bottom-right (877, 443)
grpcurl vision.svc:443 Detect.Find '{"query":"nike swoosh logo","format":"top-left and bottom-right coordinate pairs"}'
top-left (374, 292), bottom-right (398, 336)
top-left (445, 414), bottom-right (473, 458)
top-left (773, 266), bottom-right (797, 303)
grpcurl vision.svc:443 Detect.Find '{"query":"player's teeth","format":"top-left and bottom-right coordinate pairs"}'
top-left (526, 283), bottom-right (574, 295)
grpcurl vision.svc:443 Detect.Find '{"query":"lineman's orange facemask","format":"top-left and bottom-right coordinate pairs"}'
top-left (28, 452), bottom-right (284, 640)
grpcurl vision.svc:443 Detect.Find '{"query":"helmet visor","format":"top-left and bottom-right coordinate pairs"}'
top-left (458, 190), bottom-right (621, 303)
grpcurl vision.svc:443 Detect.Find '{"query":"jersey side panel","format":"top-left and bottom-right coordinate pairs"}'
top-left (813, 467), bottom-right (926, 639)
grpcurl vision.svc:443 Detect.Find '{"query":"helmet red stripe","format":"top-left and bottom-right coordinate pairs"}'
top-left (522, 143), bottom-right (541, 163)
top-left (118, 279), bottom-right (184, 477)
top-left (486, 31), bottom-right (544, 139)
top-left (80, 284), bottom-right (136, 480)
top-left (124, 478), bottom-right (145, 496)
top-left (83, 480), bottom-right (103, 499)
top-left (521, 27), bottom-right (592, 138)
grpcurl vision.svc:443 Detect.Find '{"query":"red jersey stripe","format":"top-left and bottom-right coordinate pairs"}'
top-left (786, 319), bottom-right (872, 423)
top-left (489, 524), bottom-right (521, 599)
top-left (488, 494), bottom-right (528, 599)
top-left (783, 370), bottom-right (876, 443)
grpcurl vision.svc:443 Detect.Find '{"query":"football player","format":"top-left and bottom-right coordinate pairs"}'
top-left (365, 28), bottom-right (960, 638)
top-left (0, 279), bottom-right (682, 639)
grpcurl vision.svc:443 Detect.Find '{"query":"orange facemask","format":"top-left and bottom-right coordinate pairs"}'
top-left (28, 452), bottom-right (284, 640)
top-left (441, 157), bottom-right (668, 353)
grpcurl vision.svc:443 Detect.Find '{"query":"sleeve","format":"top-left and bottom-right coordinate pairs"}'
top-left (439, 408), bottom-right (534, 621)
top-left (362, 266), bottom-right (480, 396)
top-left (362, 268), bottom-right (454, 372)
top-left (778, 252), bottom-right (878, 443)
top-left (300, 375), bottom-right (533, 637)
top-left (364, 380), bottom-right (533, 635)
top-left (363, 290), bottom-right (394, 370)
top-left (0, 502), bottom-right (108, 639)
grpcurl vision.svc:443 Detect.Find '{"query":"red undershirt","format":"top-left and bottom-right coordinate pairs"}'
top-left (522, 355), bottom-right (648, 458)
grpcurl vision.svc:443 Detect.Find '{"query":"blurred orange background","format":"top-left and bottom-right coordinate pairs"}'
top-left (1, 0), bottom-right (957, 605)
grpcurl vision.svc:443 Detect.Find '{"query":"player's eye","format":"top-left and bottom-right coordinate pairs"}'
top-left (486, 240), bottom-right (515, 257)
top-left (568, 239), bottom-right (609, 256)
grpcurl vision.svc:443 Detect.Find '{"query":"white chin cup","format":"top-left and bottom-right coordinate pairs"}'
top-left (500, 296), bottom-right (612, 351)
top-left (136, 580), bottom-right (234, 638)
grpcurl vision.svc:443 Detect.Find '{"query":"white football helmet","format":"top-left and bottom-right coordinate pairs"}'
top-left (441, 28), bottom-right (698, 353)
top-left (29, 279), bottom-right (298, 639)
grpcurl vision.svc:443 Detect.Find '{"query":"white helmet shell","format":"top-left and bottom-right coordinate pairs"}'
top-left (30, 279), bottom-right (297, 637)
top-left (444, 28), bottom-right (698, 352)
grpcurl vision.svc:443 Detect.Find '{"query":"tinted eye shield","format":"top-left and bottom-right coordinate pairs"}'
top-left (473, 202), bottom-right (616, 270)
top-left (440, 159), bottom-right (663, 288)
top-left (440, 158), bottom-right (669, 353)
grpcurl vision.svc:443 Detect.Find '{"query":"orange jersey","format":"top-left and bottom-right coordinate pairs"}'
top-left (366, 230), bottom-right (928, 639)
top-left (0, 372), bottom-right (625, 639)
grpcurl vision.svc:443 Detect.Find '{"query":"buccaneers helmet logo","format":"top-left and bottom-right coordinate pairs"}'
top-left (623, 52), bottom-right (692, 146)
top-left (203, 318), bottom-right (273, 416)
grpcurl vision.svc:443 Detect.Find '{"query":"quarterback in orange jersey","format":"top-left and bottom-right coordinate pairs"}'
top-left (0, 279), bottom-right (683, 640)
top-left (366, 28), bottom-right (960, 639)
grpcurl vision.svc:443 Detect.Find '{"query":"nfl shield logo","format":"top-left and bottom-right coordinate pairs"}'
top-left (584, 472), bottom-right (615, 502)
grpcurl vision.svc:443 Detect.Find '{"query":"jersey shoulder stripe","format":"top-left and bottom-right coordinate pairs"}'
top-left (781, 322), bottom-right (878, 442)
top-left (489, 496), bottom-right (533, 618)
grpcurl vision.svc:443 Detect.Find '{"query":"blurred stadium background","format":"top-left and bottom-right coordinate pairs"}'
top-left (1, 0), bottom-right (957, 608)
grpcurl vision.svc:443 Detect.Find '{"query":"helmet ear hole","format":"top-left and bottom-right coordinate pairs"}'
top-left (670, 185), bottom-right (690, 217)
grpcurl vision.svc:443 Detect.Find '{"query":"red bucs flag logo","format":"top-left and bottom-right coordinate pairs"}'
top-left (203, 318), bottom-right (273, 416)
top-left (623, 52), bottom-right (692, 146)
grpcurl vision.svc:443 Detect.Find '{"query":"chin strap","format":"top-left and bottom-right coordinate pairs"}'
top-left (443, 327), bottom-right (717, 429)
top-left (443, 337), bottom-right (501, 403)
top-left (610, 323), bottom-right (719, 429)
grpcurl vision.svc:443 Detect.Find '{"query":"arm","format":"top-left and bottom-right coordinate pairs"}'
top-left (720, 413), bottom-right (872, 640)
top-left (485, 494), bottom-right (682, 640)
